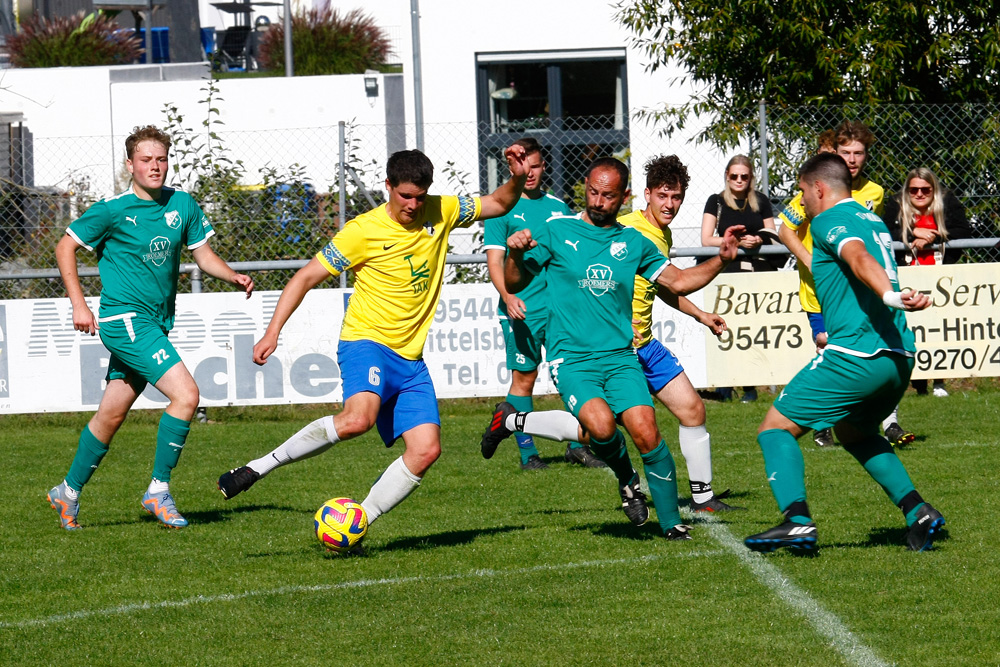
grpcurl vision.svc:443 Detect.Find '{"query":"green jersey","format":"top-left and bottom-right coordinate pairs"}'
top-left (810, 199), bottom-right (915, 357)
top-left (522, 214), bottom-right (668, 360)
top-left (66, 188), bottom-right (214, 329)
top-left (483, 192), bottom-right (572, 319)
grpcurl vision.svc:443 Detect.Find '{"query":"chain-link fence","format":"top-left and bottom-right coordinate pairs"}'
top-left (2, 102), bottom-right (998, 300)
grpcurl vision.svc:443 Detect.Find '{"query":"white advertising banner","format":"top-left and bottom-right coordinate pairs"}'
top-left (701, 263), bottom-right (1000, 386)
top-left (0, 283), bottom-right (709, 415)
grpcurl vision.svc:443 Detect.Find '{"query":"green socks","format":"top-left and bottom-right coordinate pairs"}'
top-left (641, 441), bottom-right (681, 531)
top-left (65, 425), bottom-right (110, 492)
top-left (506, 394), bottom-right (539, 464)
top-left (757, 428), bottom-right (809, 522)
top-left (589, 430), bottom-right (635, 486)
top-left (151, 413), bottom-right (191, 483)
top-left (841, 434), bottom-right (916, 508)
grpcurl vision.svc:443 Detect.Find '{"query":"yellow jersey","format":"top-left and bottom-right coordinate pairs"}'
top-left (778, 178), bottom-right (884, 313)
top-left (618, 209), bottom-right (671, 348)
top-left (316, 195), bottom-right (480, 359)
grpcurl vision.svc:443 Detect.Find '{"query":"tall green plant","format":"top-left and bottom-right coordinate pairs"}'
top-left (256, 7), bottom-right (391, 76)
top-left (7, 12), bottom-right (141, 68)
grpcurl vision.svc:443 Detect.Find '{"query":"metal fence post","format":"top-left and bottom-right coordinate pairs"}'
top-left (338, 120), bottom-right (347, 288)
top-left (190, 266), bottom-right (202, 294)
top-left (758, 100), bottom-right (769, 197)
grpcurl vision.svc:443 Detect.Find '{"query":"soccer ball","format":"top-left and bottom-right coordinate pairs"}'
top-left (314, 497), bottom-right (368, 553)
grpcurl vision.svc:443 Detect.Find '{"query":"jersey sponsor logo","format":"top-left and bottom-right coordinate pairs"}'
top-left (610, 241), bottom-right (628, 260)
top-left (855, 210), bottom-right (880, 223)
top-left (405, 254), bottom-right (431, 294)
top-left (565, 239), bottom-right (579, 251)
top-left (144, 236), bottom-right (172, 267)
top-left (321, 242), bottom-right (351, 273)
top-left (125, 215), bottom-right (137, 226)
top-left (383, 242), bottom-right (399, 250)
top-left (164, 210), bottom-right (181, 229)
top-left (579, 264), bottom-right (618, 296)
top-left (826, 226), bottom-right (847, 244)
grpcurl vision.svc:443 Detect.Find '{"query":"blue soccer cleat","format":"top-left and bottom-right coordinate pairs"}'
top-left (906, 503), bottom-right (945, 551)
top-left (142, 489), bottom-right (189, 529)
top-left (47, 482), bottom-right (82, 530)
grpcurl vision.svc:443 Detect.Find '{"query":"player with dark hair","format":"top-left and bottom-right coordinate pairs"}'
top-left (745, 152), bottom-right (944, 553)
top-left (47, 124), bottom-right (254, 530)
top-left (216, 145), bottom-right (529, 542)
top-left (481, 157), bottom-right (744, 539)
top-left (483, 138), bottom-right (603, 470)
top-left (619, 155), bottom-right (744, 512)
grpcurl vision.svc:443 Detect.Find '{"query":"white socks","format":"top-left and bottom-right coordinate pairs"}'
top-left (882, 406), bottom-right (900, 431)
top-left (679, 424), bottom-right (713, 504)
top-left (148, 479), bottom-right (169, 494)
top-left (513, 410), bottom-right (582, 442)
top-left (361, 456), bottom-right (421, 524)
top-left (248, 416), bottom-right (339, 476)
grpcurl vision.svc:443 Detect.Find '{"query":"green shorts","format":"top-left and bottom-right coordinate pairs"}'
top-left (774, 347), bottom-right (914, 433)
top-left (98, 312), bottom-right (182, 387)
top-left (500, 313), bottom-right (546, 372)
top-left (549, 348), bottom-right (652, 418)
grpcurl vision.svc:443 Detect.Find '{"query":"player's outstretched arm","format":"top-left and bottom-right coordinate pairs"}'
top-left (487, 247), bottom-right (527, 320)
top-left (778, 223), bottom-right (812, 272)
top-left (503, 229), bottom-right (537, 294)
top-left (478, 144), bottom-right (529, 220)
top-left (56, 233), bottom-right (97, 336)
top-left (655, 225), bottom-right (744, 295)
top-left (661, 287), bottom-right (726, 336)
top-left (840, 240), bottom-right (931, 311)
top-left (192, 243), bottom-right (254, 298)
top-left (253, 258), bottom-right (331, 365)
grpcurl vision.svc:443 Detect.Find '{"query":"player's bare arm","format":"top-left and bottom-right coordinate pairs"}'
top-left (486, 247), bottom-right (527, 320)
top-left (191, 244), bottom-right (254, 299)
top-left (503, 229), bottom-right (537, 294)
top-left (653, 285), bottom-right (726, 335)
top-left (478, 145), bottom-right (530, 220)
top-left (840, 240), bottom-right (931, 311)
top-left (56, 233), bottom-right (97, 335)
top-left (778, 223), bottom-right (812, 272)
top-left (656, 225), bottom-right (744, 295)
top-left (253, 258), bottom-right (331, 365)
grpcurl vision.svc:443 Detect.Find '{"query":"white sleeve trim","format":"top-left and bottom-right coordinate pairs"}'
top-left (647, 259), bottom-right (670, 283)
top-left (835, 236), bottom-right (864, 257)
top-left (65, 228), bottom-right (93, 251)
top-left (482, 243), bottom-right (507, 251)
top-left (187, 237), bottom-right (210, 250)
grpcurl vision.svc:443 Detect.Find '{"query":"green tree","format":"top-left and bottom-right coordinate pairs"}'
top-left (615, 0), bottom-right (1000, 145)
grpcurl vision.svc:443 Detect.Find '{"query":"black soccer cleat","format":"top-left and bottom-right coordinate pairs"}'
top-left (619, 476), bottom-right (650, 526)
top-left (813, 428), bottom-right (835, 448)
top-left (745, 520), bottom-right (818, 553)
top-left (664, 524), bottom-right (693, 540)
top-left (885, 423), bottom-right (915, 449)
top-left (217, 465), bottom-right (260, 500)
top-left (691, 495), bottom-right (747, 512)
top-left (906, 503), bottom-right (946, 551)
top-left (481, 401), bottom-right (518, 460)
top-left (564, 444), bottom-right (608, 468)
top-left (519, 454), bottom-right (549, 471)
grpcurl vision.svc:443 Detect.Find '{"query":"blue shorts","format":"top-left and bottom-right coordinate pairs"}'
top-left (337, 339), bottom-right (439, 446)
top-left (636, 338), bottom-right (685, 394)
top-left (807, 312), bottom-right (826, 342)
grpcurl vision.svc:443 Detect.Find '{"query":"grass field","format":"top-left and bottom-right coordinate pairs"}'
top-left (3, 383), bottom-right (999, 666)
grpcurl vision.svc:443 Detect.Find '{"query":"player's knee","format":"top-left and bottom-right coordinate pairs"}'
top-left (677, 400), bottom-right (705, 426)
top-left (336, 411), bottom-right (376, 439)
top-left (510, 370), bottom-right (537, 393)
top-left (409, 441), bottom-right (441, 471)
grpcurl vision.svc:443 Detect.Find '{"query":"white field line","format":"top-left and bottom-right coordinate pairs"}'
top-left (0, 550), bottom-right (724, 631)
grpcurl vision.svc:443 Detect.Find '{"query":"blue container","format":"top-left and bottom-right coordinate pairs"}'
top-left (135, 27), bottom-right (169, 64)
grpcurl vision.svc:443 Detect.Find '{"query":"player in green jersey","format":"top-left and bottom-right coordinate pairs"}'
top-left (47, 125), bottom-right (253, 530)
top-left (483, 137), bottom-right (603, 471)
top-left (482, 158), bottom-right (743, 539)
top-left (745, 153), bottom-right (945, 553)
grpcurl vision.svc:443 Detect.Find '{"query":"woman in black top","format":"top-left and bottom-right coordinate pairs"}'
top-left (701, 155), bottom-right (777, 402)
top-left (701, 155), bottom-right (777, 273)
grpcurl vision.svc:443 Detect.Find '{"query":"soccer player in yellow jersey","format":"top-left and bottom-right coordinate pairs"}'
top-left (217, 146), bottom-right (529, 543)
top-left (620, 155), bottom-right (745, 512)
top-left (778, 121), bottom-right (915, 449)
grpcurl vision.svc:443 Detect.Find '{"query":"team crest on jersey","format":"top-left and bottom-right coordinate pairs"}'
top-left (610, 241), bottom-right (628, 260)
top-left (578, 264), bottom-right (617, 296)
top-left (826, 226), bottom-right (847, 244)
top-left (144, 236), bottom-right (171, 266)
top-left (423, 221), bottom-right (436, 236)
top-left (164, 210), bottom-right (181, 229)
top-left (865, 200), bottom-right (874, 211)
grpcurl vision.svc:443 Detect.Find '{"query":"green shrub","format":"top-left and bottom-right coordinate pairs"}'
top-left (257, 7), bottom-right (390, 76)
top-left (6, 12), bottom-right (142, 68)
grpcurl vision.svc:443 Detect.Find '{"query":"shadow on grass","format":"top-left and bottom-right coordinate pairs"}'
top-left (569, 521), bottom-right (659, 542)
top-left (866, 525), bottom-right (951, 549)
top-left (376, 525), bottom-right (529, 553)
top-left (135, 503), bottom-right (302, 527)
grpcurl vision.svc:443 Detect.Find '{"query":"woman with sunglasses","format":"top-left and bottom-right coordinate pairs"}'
top-left (883, 168), bottom-right (971, 397)
top-left (701, 155), bottom-right (777, 402)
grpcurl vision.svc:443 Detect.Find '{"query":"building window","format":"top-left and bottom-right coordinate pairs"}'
top-left (476, 48), bottom-right (628, 205)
